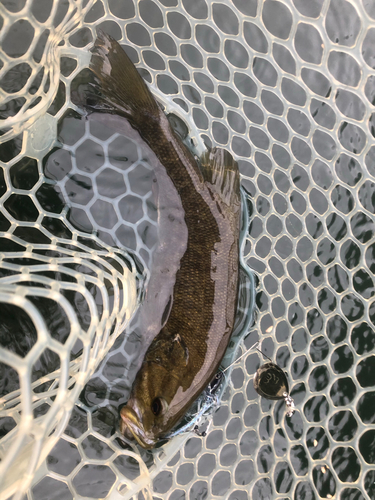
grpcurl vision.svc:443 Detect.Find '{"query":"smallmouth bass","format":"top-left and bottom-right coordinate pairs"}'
top-left (89, 31), bottom-right (241, 448)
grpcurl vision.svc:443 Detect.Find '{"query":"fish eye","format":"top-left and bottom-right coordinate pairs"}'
top-left (151, 397), bottom-right (162, 416)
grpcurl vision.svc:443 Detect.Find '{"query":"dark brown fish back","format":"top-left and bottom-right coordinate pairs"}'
top-left (139, 135), bottom-right (241, 425)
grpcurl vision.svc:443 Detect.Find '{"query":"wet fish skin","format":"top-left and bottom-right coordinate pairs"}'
top-left (89, 31), bottom-right (241, 448)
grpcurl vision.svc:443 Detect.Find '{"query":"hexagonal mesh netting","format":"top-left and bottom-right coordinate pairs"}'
top-left (1, 0), bottom-right (375, 499)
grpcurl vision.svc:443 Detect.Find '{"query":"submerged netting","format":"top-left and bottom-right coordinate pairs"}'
top-left (1, 0), bottom-right (375, 499)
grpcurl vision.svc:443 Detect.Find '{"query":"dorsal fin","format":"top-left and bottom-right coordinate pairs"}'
top-left (200, 148), bottom-right (240, 206)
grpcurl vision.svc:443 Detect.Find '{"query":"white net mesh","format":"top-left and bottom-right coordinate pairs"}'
top-left (1, 0), bottom-right (375, 499)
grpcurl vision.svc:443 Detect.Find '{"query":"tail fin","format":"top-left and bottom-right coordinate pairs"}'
top-left (89, 30), bottom-right (159, 121)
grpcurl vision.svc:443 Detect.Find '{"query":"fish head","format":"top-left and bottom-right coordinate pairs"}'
top-left (120, 361), bottom-right (181, 448)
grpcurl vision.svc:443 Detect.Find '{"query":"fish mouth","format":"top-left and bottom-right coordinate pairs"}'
top-left (120, 406), bottom-right (156, 449)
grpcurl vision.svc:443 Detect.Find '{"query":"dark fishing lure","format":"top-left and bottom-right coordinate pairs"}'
top-left (89, 31), bottom-right (241, 448)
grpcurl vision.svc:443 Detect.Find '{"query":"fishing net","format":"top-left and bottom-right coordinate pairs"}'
top-left (0, 0), bottom-right (374, 499)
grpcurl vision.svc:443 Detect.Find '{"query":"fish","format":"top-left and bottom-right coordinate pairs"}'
top-left (88, 31), bottom-right (241, 449)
